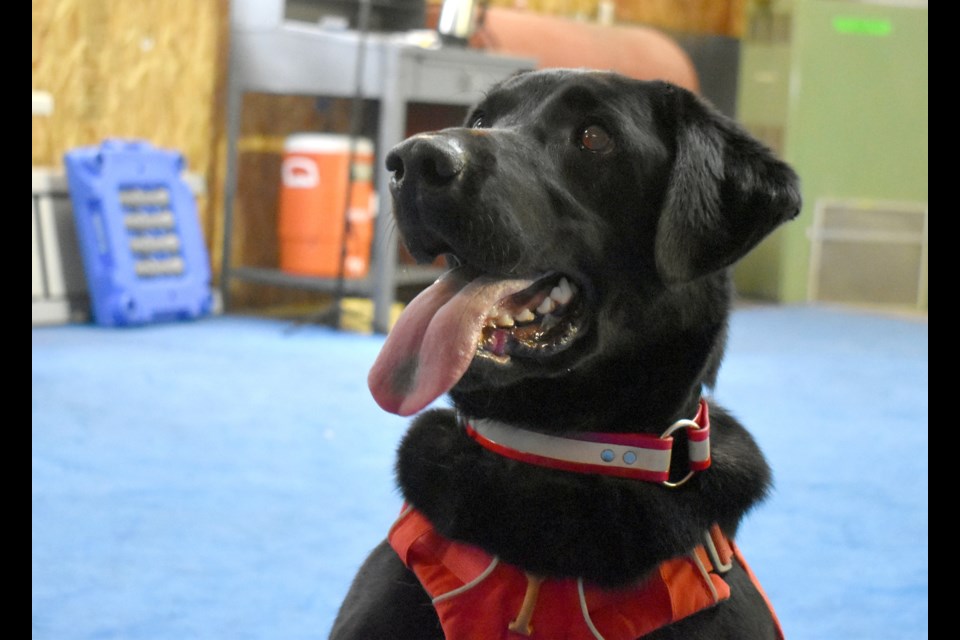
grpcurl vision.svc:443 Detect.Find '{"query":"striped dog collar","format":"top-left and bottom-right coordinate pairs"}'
top-left (464, 399), bottom-right (710, 487)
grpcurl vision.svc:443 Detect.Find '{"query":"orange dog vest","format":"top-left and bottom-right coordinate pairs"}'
top-left (388, 507), bottom-right (783, 639)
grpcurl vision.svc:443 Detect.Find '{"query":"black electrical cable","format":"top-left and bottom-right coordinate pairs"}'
top-left (291, 0), bottom-right (374, 332)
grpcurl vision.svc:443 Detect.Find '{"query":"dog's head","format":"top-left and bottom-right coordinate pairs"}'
top-left (369, 69), bottom-right (800, 427)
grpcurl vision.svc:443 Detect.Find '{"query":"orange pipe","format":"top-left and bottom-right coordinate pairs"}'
top-left (469, 8), bottom-right (699, 93)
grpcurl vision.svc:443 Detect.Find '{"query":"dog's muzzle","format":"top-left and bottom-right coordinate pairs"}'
top-left (384, 131), bottom-right (483, 265)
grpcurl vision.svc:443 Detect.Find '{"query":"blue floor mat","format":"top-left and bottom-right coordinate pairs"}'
top-left (32, 304), bottom-right (928, 639)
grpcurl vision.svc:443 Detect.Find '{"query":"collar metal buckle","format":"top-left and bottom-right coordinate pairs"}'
top-left (659, 418), bottom-right (706, 488)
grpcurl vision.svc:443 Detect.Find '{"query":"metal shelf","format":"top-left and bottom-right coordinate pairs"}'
top-left (220, 16), bottom-right (534, 332)
top-left (229, 264), bottom-right (444, 295)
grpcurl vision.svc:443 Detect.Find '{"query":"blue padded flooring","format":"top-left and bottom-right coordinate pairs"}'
top-left (32, 303), bottom-right (928, 639)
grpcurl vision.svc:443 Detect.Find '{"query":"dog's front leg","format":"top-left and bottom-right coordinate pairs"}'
top-left (328, 540), bottom-right (443, 640)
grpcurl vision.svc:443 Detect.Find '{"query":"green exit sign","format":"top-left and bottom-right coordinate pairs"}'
top-left (833, 16), bottom-right (893, 36)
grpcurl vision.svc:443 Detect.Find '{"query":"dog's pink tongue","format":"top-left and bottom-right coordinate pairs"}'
top-left (368, 270), bottom-right (534, 416)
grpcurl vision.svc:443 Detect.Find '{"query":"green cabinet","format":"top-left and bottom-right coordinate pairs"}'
top-left (734, 0), bottom-right (927, 310)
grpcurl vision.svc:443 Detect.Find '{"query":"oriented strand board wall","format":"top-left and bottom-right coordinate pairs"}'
top-left (32, 0), bottom-right (229, 262)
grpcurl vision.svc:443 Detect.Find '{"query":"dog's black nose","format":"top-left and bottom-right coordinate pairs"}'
top-left (386, 134), bottom-right (465, 190)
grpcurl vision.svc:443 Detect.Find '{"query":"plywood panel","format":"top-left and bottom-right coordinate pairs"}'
top-left (32, 0), bottom-right (229, 273)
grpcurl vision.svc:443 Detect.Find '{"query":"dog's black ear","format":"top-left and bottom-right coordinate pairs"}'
top-left (653, 83), bottom-right (801, 285)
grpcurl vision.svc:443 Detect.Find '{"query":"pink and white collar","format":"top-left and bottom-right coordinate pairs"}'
top-left (463, 399), bottom-right (710, 487)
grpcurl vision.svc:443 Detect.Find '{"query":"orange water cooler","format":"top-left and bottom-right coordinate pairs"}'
top-left (278, 133), bottom-right (376, 278)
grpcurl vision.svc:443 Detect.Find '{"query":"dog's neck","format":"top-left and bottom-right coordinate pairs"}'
top-left (395, 401), bottom-right (772, 588)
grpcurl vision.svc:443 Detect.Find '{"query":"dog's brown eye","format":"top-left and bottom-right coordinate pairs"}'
top-left (471, 114), bottom-right (487, 129)
top-left (580, 124), bottom-right (612, 152)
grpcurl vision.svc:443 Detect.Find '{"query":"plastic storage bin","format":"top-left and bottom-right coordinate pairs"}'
top-left (277, 133), bottom-right (375, 279)
top-left (64, 139), bottom-right (213, 326)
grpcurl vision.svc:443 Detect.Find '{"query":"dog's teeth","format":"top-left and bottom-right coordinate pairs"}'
top-left (496, 312), bottom-right (515, 327)
top-left (515, 308), bottom-right (536, 323)
top-left (541, 313), bottom-right (560, 330)
top-left (536, 297), bottom-right (556, 315)
top-left (550, 278), bottom-right (574, 305)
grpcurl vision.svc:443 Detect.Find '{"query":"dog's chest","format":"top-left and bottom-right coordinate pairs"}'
top-left (389, 507), bottom-right (740, 640)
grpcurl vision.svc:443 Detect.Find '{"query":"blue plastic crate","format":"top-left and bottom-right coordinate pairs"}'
top-left (64, 139), bottom-right (213, 326)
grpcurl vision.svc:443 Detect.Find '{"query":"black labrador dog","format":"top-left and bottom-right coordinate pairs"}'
top-left (330, 69), bottom-right (800, 640)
